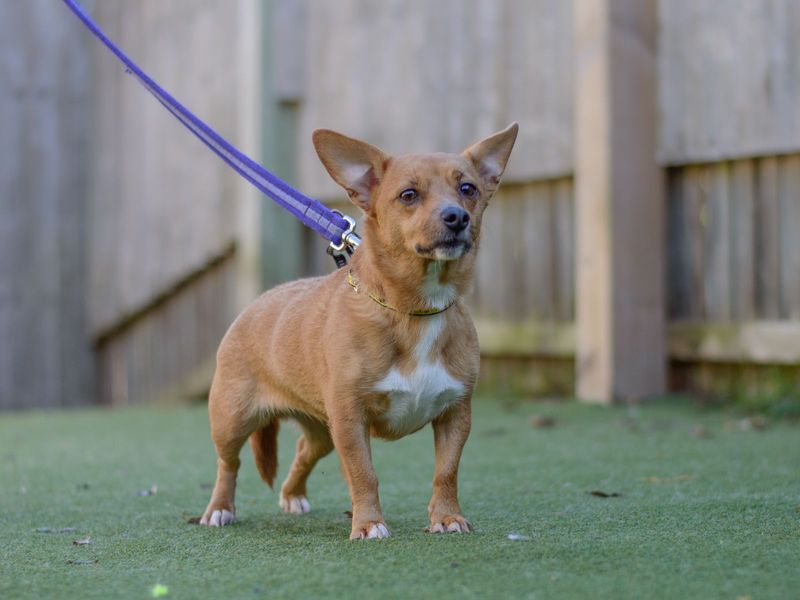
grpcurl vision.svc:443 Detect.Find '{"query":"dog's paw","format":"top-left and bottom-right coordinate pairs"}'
top-left (426, 515), bottom-right (472, 534)
top-left (279, 494), bottom-right (310, 514)
top-left (350, 521), bottom-right (391, 540)
top-left (199, 508), bottom-right (235, 527)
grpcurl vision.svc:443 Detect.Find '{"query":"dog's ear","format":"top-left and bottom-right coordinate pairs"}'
top-left (312, 129), bottom-right (390, 211)
top-left (462, 123), bottom-right (519, 194)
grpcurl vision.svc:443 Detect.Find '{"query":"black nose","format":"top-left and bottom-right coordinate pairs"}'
top-left (441, 206), bottom-right (470, 233)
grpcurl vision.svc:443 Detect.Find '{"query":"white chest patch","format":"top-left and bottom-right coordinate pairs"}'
top-left (374, 314), bottom-right (465, 436)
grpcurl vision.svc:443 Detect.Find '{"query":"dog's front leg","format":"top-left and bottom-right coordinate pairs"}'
top-left (329, 415), bottom-right (390, 540)
top-left (427, 398), bottom-right (473, 533)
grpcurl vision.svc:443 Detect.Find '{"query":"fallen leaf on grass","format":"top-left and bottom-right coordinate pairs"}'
top-left (137, 485), bottom-right (159, 497)
top-left (740, 416), bottom-right (769, 431)
top-left (507, 533), bottom-right (531, 541)
top-left (500, 400), bottom-right (518, 413)
top-left (67, 559), bottom-right (97, 565)
top-left (725, 416), bottom-right (770, 432)
top-left (645, 475), bottom-right (697, 484)
top-left (72, 536), bottom-right (92, 546)
top-left (530, 415), bottom-right (556, 429)
top-left (590, 490), bottom-right (622, 498)
top-left (35, 527), bottom-right (76, 534)
top-left (690, 425), bottom-right (712, 439)
top-left (619, 417), bottom-right (640, 432)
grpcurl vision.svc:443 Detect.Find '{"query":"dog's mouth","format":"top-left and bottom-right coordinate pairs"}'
top-left (415, 237), bottom-right (472, 261)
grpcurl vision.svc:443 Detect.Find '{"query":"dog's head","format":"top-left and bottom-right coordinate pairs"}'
top-left (313, 124), bottom-right (518, 262)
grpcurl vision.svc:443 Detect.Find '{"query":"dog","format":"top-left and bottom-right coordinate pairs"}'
top-left (199, 123), bottom-right (518, 539)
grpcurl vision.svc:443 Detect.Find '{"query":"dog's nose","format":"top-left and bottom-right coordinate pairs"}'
top-left (441, 206), bottom-right (470, 233)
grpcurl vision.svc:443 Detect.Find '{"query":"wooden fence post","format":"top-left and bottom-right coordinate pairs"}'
top-left (234, 0), bottom-right (263, 312)
top-left (574, 0), bottom-right (665, 403)
top-left (260, 0), bottom-right (304, 288)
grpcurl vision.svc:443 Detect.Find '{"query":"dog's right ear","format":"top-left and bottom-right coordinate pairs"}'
top-left (312, 129), bottom-right (390, 211)
top-left (462, 122), bottom-right (519, 195)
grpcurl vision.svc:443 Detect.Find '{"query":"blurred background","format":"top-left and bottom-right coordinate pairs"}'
top-left (2, 0), bottom-right (799, 411)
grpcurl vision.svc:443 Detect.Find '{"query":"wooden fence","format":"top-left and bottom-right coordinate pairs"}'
top-left (84, 1), bottom-right (260, 407)
top-left (1, 1), bottom-right (261, 408)
top-left (2, 0), bottom-right (798, 408)
top-left (660, 0), bottom-right (800, 397)
top-left (0, 0), bottom-right (94, 409)
top-left (288, 0), bottom-right (800, 401)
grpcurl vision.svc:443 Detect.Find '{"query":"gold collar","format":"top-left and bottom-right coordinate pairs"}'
top-left (346, 270), bottom-right (455, 316)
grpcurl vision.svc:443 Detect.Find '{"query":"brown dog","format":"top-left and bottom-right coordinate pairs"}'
top-left (199, 123), bottom-right (518, 539)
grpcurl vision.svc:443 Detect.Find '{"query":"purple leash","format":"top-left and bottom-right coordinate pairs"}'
top-left (61, 0), bottom-right (359, 255)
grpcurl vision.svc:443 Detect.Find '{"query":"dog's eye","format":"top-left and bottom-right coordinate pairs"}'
top-left (398, 189), bottom-right (419, 205)
top-left (459, 182), bottom-right (478, 198)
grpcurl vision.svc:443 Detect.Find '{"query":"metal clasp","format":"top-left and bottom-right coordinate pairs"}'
top-left (328, 211), bottom-right (361, 268)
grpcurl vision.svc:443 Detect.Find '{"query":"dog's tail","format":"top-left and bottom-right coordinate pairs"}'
top-left (250, 419), bottom-right (280, 488)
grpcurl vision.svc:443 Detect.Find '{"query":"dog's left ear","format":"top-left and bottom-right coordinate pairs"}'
top-left (312, 129), bottom-right (390, 212)
top-left (462, 123), bottom-right (519, 193)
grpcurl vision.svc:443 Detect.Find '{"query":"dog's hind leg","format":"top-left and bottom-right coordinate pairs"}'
top-left (200, 379), bottom-right (261, 527)
top-left (278, 416), bottom-right (334, 514)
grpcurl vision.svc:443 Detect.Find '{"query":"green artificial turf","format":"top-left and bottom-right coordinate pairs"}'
top-left (1, 397), bottom-right (798, 600)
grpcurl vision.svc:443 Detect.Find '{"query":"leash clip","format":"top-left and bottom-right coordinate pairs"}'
top-left (328, 212), bottom-right (361, 268)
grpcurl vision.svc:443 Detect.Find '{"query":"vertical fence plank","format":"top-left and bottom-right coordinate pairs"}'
top-left (755, 157), bottom-right (781, 318)
top-left (704, 163), bottom-right (731, 320)
top-left (779, 155), bottom-right (800, 318)
top-left (522, 184), bottom-right (555, 320)
top-left (503, 185), bottom-right (529, 320)
top-left (667, 168), bottom-right (690, 319)
top-left (478, 193), bottom-right (508, 319)
top-left (683, 166), bottom-right (707, 320)
top-left (729, 160), bottom-right (756, 320)
top-left (553, 179), bottom-right (575, 321)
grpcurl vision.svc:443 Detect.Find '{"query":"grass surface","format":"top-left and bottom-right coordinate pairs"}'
top-left (1, 397), bottom-right (798, 599)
